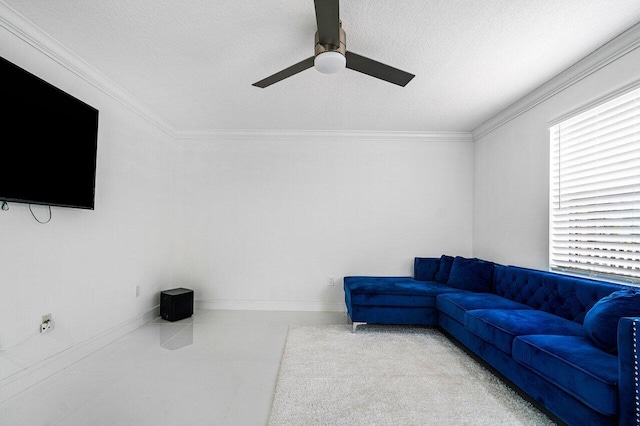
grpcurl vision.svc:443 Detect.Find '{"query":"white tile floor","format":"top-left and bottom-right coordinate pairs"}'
top-left (0, 310), bottom-right (348, 426)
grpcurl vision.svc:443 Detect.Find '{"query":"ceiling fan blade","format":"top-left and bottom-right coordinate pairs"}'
top-left (345, 51), bottom-right (415, 87)
top-left (252, 57), bottom-right (315, 88)
top-left (314, 0), bottom-right (340, 47)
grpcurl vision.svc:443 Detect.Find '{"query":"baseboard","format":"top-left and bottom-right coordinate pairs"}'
top-left (195, 299), bottom-right (346, 313)
top-left (0, 305), bottom-right (159, 404)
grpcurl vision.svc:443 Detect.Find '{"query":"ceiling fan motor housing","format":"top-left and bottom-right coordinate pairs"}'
top-left (314, 27), bottom-right (346, 57)
top-left (314, 27), bottom-right (346, 74)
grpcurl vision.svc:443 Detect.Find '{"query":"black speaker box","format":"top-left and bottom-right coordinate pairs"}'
top-left (160, 288), bottom-right (194, 322)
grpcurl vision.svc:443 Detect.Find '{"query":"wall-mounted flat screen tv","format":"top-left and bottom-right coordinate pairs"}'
top-left (0, 56), bottom-right (99, 210)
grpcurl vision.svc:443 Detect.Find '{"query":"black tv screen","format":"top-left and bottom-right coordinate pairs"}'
top-left (0, 56), bottom-right (99, 210)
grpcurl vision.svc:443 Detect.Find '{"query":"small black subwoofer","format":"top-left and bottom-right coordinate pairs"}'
top-left (160, 288), bottom-right (194, 322)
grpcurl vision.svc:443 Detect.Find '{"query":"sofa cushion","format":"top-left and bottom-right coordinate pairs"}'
top-left (583, 288), bottom-right (640, 353)
top-left (447, 257), bottom-right (494, 292)
top-left (434, 255), bottom-right (454, 283)
top-left (512, 335), bottom-right (618, 416)
top-left (414, 257), bottom-right (440, 281)
top-left (437, 292), bottom-right (533, 324)
top-left (464, 309), bottom-right (586, 354)
top-left (344, 276), bottom-right (464, 308)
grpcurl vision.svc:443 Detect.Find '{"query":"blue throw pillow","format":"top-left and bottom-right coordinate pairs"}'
top-left (446, 256), bottom-right (494, 292)
top-left (414, 257), bottom-right (440, 281)
top-left (434, 255), bottom-right (454, 283)
top-left (584, 289), bottom-right (640, 353)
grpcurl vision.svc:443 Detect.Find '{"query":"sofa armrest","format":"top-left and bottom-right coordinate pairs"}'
top-left (618, 316), bottom-right (640, 425)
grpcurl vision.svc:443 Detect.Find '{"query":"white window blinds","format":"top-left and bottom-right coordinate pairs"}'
top-left (550, 86), bottom-right (640, 282)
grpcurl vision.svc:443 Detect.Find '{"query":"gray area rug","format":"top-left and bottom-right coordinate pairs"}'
top-left (269, 324), bottom-right (556, 425)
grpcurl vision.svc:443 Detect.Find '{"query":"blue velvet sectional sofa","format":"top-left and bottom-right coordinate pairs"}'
top-left (343, 255), bottom-right (640, 426)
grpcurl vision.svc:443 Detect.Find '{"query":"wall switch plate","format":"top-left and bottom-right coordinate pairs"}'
top-left (135, 285), bottom-right (140, 297)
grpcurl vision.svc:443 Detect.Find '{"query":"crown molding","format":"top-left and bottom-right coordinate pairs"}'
top-left (175, 129), bottom-right (473, 143)
top-left (0, 2), bottom-right (471, 144)
top-left (0, 1), bottom-right (177, 137)
top-left (472, 21), bottom-right (640, 141)
top-left (13, 0), bottom-right (634, 144)
top-left (548, 78), bottom-right (640, 128)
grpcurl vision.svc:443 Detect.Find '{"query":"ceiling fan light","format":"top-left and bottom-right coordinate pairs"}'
top-left (314, 51), bottom-right (346, 74)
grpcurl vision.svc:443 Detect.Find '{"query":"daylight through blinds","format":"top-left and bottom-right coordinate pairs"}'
top-left (550, 87), bottom-right (640, 281)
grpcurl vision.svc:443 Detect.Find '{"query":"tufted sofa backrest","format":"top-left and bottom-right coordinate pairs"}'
top-left (493, 265), bottom-right (627, 324)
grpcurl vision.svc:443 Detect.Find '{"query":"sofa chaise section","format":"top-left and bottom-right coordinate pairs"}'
top-left (344, 256), bottom-right (462, 329)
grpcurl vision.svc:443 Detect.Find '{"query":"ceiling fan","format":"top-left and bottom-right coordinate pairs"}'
top-left (252, 0), bottom-right (415, 88)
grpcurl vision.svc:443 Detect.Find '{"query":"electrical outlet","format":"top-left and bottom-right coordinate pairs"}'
top-left (327, 276), bottom-right (335, 286)
top-left (40, 314), bottom-right (53, 334)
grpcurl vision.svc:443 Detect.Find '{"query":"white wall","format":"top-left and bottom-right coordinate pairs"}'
top-left (173, 135), bottom-right (474, 311)
top-left (473, 41), bottom-right (640, 269)
top-left (0, 27), bottom-right (474, 388)
top-left (0, 27), bottom-right (177, 383)
top-left (0, 2), bottom-right (475, 390)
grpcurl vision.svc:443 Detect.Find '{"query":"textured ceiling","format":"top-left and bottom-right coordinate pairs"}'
top-left (4, 0), bottom-right (640, 132)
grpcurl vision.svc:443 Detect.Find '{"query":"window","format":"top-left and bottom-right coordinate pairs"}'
top-left (550, 86), bottom-right (640, 283)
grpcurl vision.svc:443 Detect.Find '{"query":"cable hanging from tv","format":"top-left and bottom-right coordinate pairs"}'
top-left (29, 204), bottom-right (52, 224)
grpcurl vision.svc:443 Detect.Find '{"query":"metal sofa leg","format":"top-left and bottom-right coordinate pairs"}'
top-left (352, 322), bottom-right (367, 333)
